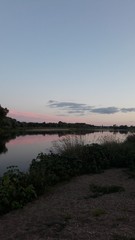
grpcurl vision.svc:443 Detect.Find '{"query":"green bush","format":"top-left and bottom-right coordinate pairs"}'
top-left (0, 166), bottom-right (37, 215)
top-left (78, 144), bottom-right (109, 173)
top-left (28, 144), bottom-right (109, 195)
top-left (29, 152), bottom-right (84, 195)
top-left (101, 137), bottom-right (135, 170)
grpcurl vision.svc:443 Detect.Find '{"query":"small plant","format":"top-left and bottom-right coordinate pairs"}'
top-left (63, 213), bottom-right (72, 221)
top-left (115, 216), bottom-right (128, 222)
top-left (91, 208), bottom-right (106, 217)
top-left (89, 184), bottom-right (125, 198)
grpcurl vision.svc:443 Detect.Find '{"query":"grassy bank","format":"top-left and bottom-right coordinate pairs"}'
top-left (0, 134), bottom-right (135, 215)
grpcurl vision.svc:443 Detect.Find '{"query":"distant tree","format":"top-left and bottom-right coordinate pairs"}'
top-left (0, 105), bottom-right (9, 119)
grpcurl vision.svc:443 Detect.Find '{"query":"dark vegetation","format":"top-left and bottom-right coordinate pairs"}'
top-left (0, 104), bottom-right (135, 215)
top-left (0, 104), bottom-right (97, 131)
top-left (0, 166), bottom-right (36, 214)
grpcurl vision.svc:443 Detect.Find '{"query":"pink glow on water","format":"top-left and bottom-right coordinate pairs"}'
top-left (0, 132), bottom-right (128, 176)
top-left (8, 134), bottom-right (60, 146)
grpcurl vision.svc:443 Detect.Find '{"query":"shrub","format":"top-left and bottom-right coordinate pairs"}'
top-left (101, 135), bottom-right (135, 170)
top-left (53, 136), bottom-right (109, 173)
top-left (29, 153), bottom-right (83, 195)
top-left (79, 144), bottom-right (109, 173)
top-left (124, 134), bottom-right (135, 144)
top-left (0, 166), bottom-right (37, 215)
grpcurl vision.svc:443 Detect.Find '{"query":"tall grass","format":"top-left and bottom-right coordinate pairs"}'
top-left (52, 135), bottom-right (86, 160)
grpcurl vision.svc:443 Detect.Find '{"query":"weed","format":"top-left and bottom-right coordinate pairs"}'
top-left (91, 208), bottom-right (106, 217)
top-left (63, 213), bottom-right (72, 221)
top-left (115, 216), bottom-right (128, 222)
top-left (89, 184), bottom-right (125, 198)
top-left (113, 234), bottom-right (135, 240)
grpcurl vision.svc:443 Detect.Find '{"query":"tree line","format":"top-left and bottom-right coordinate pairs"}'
top-left (0, 104), bottom-right (134, 131)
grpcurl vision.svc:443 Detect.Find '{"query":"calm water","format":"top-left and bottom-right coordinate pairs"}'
top-left (0, 131), bottom-right (129, 176)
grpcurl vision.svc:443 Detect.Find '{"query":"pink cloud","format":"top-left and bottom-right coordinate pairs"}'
top-left (8, 109), bottom-right (132, 126)
top-left (8, 109), bottom-right (104, 125)
top-left (8, 109), bottom-right (93, 124)
top-left (8, 109), bottom-right (59, 122)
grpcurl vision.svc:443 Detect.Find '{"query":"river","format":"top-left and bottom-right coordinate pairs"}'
top-left (0, 131), bottom-right (129, 176)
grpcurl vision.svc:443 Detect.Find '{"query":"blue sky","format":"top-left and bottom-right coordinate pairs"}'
top-left (0, 0), bottom-right (135, 125)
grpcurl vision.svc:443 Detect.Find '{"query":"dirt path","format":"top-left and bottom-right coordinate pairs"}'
top-left (0, 169), bottom-right (135, 240)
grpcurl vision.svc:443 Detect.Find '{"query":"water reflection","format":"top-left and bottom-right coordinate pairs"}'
top-left (0, 133), bottom-right (16, 154)
top-left (0, 140), bottom-right (7, 154)
top-left (0, 130), bottom-right (129, 176)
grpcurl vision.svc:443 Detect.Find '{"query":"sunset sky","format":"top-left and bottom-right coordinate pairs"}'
top-left (1, 0), bottom-right (135, 126)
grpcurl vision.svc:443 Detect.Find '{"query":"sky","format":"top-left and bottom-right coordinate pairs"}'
top-left (0, 0), bottom-right (135, 126)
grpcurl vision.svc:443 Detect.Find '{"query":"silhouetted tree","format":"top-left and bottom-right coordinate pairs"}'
top-left (0, 105), bottom-right (9, 119)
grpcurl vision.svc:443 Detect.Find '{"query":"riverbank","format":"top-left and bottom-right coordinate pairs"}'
top-left (0, 126), bottom-right (132, 135)
top-left (0, 168), bottom-right (135, 240)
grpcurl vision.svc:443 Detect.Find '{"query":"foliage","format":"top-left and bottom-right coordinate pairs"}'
top-left (101, 135), bottom-right (135, 169)
top-left (0, 105), bottom-right (9, 119)
top-left (124, 134), bottom-right (135, 143)
top-left (78, 144), bottom-right (109, 173)
top-left (29, 153), bottom-right (83, 195)
top-left (29, 134), bottom-right (135, 196)
top-left (0, 166), bottom-right (37, 215)
top-left (53, 136), bottom-right (109, 173)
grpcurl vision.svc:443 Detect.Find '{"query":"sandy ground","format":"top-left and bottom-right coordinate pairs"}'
top-left (0, 168), bottom-right (135, 240)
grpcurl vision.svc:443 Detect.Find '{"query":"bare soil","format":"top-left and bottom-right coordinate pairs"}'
top-left (0, 169), bottom-right (135, 240)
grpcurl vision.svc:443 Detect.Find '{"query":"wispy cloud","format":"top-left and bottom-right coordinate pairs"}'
top-left (48, 100), bottom-right (92, 111)
top-left (91, 107), bottom-right (119, 114)
top-left (48, 100), bottom-right (135, 115)
top-left (121, 108), bottom-right (135, 113)
top-left (48, 100), bottom-right (93, 115)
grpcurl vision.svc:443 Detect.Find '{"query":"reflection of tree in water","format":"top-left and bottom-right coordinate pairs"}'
top-left (0, 132), bottom-right (16, 154)
top-left (0, 140), bottom-right (7, 154)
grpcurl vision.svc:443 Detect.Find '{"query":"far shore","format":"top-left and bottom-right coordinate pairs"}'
top-left (0, 127), bottom-right (132, 137)
top-left (15, 127), bottom-right (132, 133)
